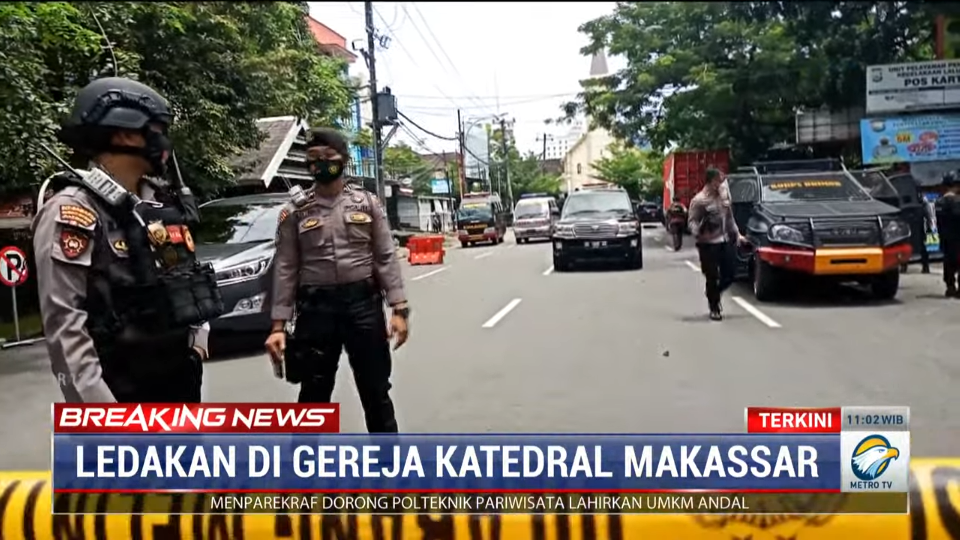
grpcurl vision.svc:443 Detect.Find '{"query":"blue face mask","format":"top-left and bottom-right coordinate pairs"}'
top-left (310, 159), bottom-right (344, 184)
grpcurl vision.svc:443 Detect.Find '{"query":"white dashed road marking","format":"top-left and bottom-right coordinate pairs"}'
top-left (475, 252), bottom-right (494, 260)
top-left (410, 267), bottom-right (448, 281)
top-left (684, 260), bottom-right (700, 271)
top-left (482, 298), bottom-right (522, 328)
top-left (731, 296), bottom-right (782, 328)
top-left (542, 266), bottom-right (554, 276)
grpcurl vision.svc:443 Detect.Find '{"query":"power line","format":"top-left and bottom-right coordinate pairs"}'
top-left (402, 2), bottom-right (494, 115)
top-left (399, 91), bottom-right (580, 101)
top-left (398, 111), bottom-right (459, 141)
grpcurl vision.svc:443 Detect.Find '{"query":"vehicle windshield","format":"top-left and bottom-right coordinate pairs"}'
top-left (457, 202), bottom-right (493, 221)
top-left (193, 202), bottom-right (286, 245)
top-left (760, 173), bottom-right (872, 203)
top-left (563, 192), bottom-right (633, 217)
top-left (514, 202), bottom-right (548, 219)
top-left (853, 171), bottom-right (900, 200)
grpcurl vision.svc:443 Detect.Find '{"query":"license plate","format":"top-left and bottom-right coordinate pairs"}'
top-left (586, 241), bottom-right (607, 248)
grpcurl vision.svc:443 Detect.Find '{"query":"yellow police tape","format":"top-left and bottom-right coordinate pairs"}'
top-left (1, 459), bottom-right (960, 540)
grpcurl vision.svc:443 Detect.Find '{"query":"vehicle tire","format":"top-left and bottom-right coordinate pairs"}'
top-left (517, 238), bottom-right (526, 244)
top-left (461, 241), bottom-right (469, 249)
top-left (753, 258), bottom-right (779, 302)
top-left (871, 270), bottom-right (900, 300)
top-left (553, 254), bottom-right (570, 272)
top-left (626, 250), bottom-right (643, 270)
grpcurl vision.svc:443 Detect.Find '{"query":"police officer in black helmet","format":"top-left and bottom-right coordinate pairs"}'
top-left (33, 77), bottom-right (224, 403)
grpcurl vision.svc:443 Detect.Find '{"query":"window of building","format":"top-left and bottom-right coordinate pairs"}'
top-left (577, 163), bottom-right (582, 174)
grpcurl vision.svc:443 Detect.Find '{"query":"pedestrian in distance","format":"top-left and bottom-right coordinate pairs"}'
top-left (33, 77), bottom-right (223, 403)
top-left (666, 197), bottom-right (687, 251)
top-left (688, 167), bottom-right (748, 321)
top-left (265, 128), bottom-right (409, 433)
top-left (935, 174), bottom-right (960, 297)
top-left (902, 180), bottom-right (932, 275)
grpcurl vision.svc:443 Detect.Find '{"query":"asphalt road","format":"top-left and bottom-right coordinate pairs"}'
top-left (0, 225), bottom-right (957, 469)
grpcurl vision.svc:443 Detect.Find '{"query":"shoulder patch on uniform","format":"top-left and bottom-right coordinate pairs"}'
top-left (300, 217), bottom-right (321, 231)
top-left (278, 208), bottom-right (290, 224)
top-left (58, 204), bottom-right (97, 229)
top-left (60, 229), bottom-right (91, 259)
top-left (112, 239), bottom-right (128, 252)
top-left (347, 212), bottom-right (372, 224)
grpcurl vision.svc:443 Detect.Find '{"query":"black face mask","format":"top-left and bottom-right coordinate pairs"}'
top-left (311, 158), bottom-right (344, 184)
top-left (106, 129), bottom-right (172, 177)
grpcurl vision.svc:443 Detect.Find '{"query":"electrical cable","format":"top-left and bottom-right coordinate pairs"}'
top-left (398, 111), bottom-right (459, 141)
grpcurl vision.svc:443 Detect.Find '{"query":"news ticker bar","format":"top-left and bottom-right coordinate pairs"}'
top-left (49, 491), bottom-right (909, 515)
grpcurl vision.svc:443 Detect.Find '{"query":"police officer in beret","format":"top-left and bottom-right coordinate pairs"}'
top-left (266, 128), bottom-right (408, 433)
top-left (32, 77), bottom-right (223, 403)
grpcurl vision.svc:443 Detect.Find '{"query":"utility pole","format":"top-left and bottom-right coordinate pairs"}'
top-left (456, 109), bottom-right (466, 196)
top-left (499, 117), bottom-right (514, 205)
top-left (364, 1), bottom-right (384, 200)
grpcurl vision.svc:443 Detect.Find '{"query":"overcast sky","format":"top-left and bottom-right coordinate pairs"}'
top-left (308, 1), bottom-right (620, 156)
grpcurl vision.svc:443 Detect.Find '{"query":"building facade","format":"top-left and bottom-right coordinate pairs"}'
top-left (561, 50), bottom-right (616, 193)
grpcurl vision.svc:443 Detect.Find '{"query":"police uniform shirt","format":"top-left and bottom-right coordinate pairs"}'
top-left (271, 185), bottom-right (406, 321)
top-left (32, 179), bottom-right (209, 403)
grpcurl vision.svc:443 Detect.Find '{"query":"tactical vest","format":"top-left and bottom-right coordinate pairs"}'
top-left (50, 173), bottom-right (224, 341)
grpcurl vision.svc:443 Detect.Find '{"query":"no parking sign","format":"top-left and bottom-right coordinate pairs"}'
top-left (0, 246), bottom-right (28, 287)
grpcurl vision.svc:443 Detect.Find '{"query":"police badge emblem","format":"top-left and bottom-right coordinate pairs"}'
top-left (328, 163), bottom-right (341, 176)
top-left (60, 230), bottom-right (90, 259)
top-left (351, 194), bottom-right (364, 204)
top-left (147, 221), bottom-right (169, 245)
top-left (161, 246), bottom-right (179, 267)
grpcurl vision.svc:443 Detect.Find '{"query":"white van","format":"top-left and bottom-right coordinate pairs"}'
top-left (513, 195), bottom-right (559, 244)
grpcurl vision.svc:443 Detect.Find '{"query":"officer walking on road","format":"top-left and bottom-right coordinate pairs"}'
top-left (688, 168), bottom-right (747, 321)
top-left (33, 77), bottom-right (223, 403)
top-left (666, 197), bottom-right (687, 251)
top-left (936, 174), bottom-right (960, 297)
top-left (265, 128), bottom-right (409, 433)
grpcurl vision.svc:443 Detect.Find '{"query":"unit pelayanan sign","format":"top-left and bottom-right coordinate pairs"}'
top-left (866, 59), bottom-right (960, 114)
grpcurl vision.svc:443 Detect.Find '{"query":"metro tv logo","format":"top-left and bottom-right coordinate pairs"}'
top-left (849, 435), bottom-right (900, 490)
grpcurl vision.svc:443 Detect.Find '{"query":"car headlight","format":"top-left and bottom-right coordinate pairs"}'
top-left (768, 224), bottom-right (806, 245)
top-left (554, 224), bottom-right (574, 237)
top-left (215, 256), bottom-right (272, 285)
top-left (882, 219), bottom-right (911, 244)
top-left (618, 221), bottom-right (639, 235)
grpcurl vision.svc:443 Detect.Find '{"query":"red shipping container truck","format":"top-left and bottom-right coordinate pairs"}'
top-left (661, 149), bottom-right (731, 215)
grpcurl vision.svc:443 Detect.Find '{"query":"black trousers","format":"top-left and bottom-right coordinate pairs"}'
top-left (292, 279), bottom-right (398, 433)
top-left (102, 333), bottom-right (203, 403)
top-left (669, 222), bottom-right (684, 250)
top-left (697, 242), bottom-right (736, 309)
top-left (944, 245), bottom-right (959, 288)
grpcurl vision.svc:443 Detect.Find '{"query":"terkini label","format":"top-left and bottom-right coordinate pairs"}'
top-left (53, 403), bottom-right (340, 433)
top-left (746, 407), bottom-right (841, 433)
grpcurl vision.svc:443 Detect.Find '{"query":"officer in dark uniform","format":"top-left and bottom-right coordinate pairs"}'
top-left (936, 174), bottom-right (960, 297)
top-left (33, 77), bottom-right (223, 403)
top-left (265, 128), bottom-right (408, 433)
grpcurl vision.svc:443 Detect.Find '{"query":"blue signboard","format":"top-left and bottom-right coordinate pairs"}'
top-left (861, 114), bottom-right (960, 164)
top-left (430, 179), bottom-right (451, 194)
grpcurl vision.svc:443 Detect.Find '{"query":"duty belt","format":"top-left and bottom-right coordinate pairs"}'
top-left (296, 278), bottom-right (379, 313)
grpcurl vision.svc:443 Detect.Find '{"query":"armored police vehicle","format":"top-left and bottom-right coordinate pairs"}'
top-left (551, 185), bottom-right (642, 271)
top-left (728, 159), bottom-right (912, 301)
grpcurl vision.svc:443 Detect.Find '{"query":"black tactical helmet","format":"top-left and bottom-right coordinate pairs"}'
top-left (59, 77), bottom-right (173, 172)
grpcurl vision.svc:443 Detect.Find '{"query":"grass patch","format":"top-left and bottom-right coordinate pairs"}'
top-left (0, 312), bottom-right (42, 341)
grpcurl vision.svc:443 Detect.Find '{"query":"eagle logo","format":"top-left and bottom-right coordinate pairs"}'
top-left (851, 434), bottom-right (899, 481)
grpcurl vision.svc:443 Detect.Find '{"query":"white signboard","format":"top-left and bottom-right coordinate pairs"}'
top-left (866, 59), bottom-right (960, 114)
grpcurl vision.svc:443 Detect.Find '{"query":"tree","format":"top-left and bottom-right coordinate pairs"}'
top-left (591, 143), bottom-right (664, 201)
top-left (488, 129), bottom-right (562, 202)
top-left (0, 2), bottom-right (355, 196)
top-left (382, 142), bottom-right (433, 194)
top-left (563, 2), bottom-right (933, 165)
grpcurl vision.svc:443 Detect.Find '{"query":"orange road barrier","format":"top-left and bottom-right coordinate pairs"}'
top-left (407, 235), bottom-right (445, 265)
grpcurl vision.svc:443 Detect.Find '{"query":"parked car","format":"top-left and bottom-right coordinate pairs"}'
top-left (192, 194), bottom-right (287, 349)
top-left (637, 202), bottom-right (663, 224)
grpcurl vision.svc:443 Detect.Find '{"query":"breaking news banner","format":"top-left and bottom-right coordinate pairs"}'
top-left (49, 404), bottom-right (909, 516)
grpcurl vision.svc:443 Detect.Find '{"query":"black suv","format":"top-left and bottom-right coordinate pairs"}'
top-left (551, 186), bottom-right (643, 271)
top-left (728, 160), bottom-right (912, 301)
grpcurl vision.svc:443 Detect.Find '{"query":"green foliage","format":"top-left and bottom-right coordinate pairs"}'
top-left (0, 2), bottom-right (354, 196)
top-left (564, 2), bottom-right (934, 165)
top-left (592, 143), bottom-right (665, 200)
top-left (488, 129), bottom-right (562, 201)
top-left (382, 142), bottom-right (434, 195)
